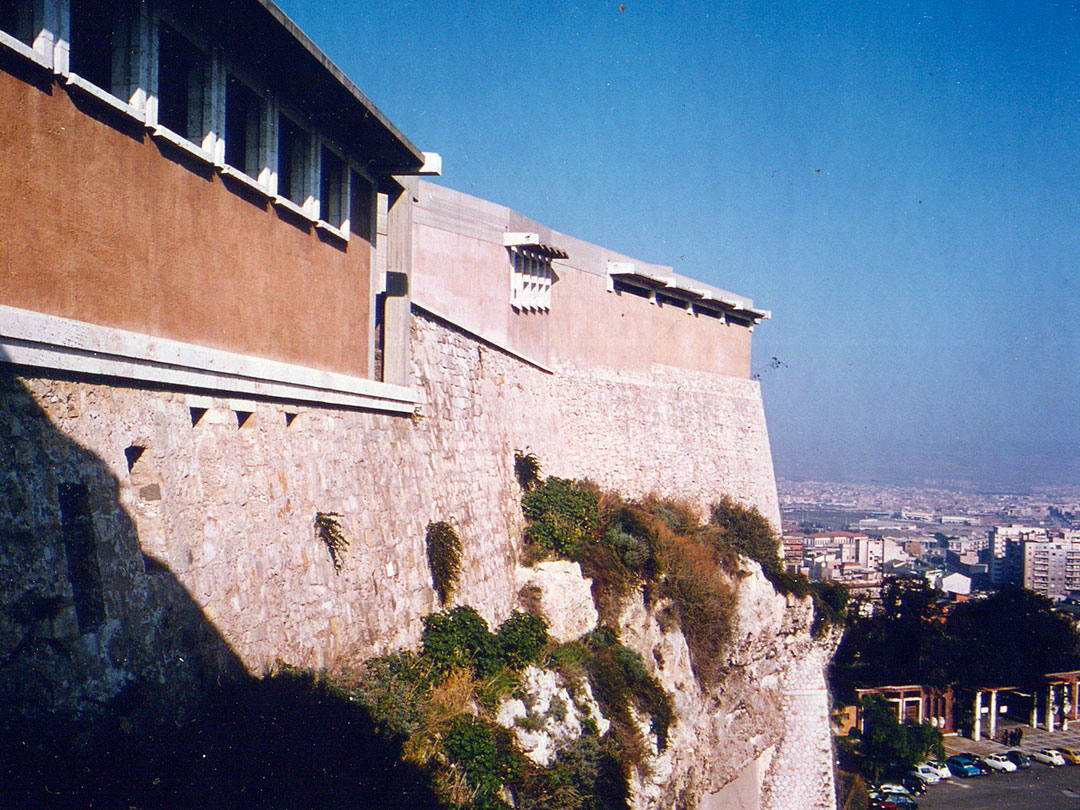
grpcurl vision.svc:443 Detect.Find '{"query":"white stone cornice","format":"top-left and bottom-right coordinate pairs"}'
top-left (0, 305), bottom-right (415, 414)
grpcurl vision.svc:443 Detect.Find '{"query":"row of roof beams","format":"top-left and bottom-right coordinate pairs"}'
top-left (215, 0), bottom-right (428, 175)
top-left (501, 233), bottom-right (768, 323)
top-left (607, 262), bottom-right (771, 321)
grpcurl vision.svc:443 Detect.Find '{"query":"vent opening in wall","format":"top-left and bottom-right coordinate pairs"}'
top-left (235, 410), bottom-right (252, 428)
top-left (124, 444), bottom-right (145, 472)
top-left (190, 407), bottom-right (207, 426)
top-left (57, 483), bottom-right (105, 633)
top-left (284, 411), bottom-right (298, 427)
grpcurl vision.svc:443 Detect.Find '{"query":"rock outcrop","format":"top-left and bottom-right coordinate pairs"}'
top-left (503, 558), bottom-right (837, 810)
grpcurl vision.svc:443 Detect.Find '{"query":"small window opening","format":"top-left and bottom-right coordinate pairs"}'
top-left (58, 483), bottom-right (105, 633)
top-left (189, 406), bottom-right (207, 426)
top-left (349, 170), bottom-right (372, 239)
top-left (124, 444), bottom-right (145, 472)
top-left (612, 279), bottom-right (652, 299)
top-left (235, 410), bottom-right (252, 428)
top-left (284, 411), bottom-right (298, 427)
top-left (319, 145), bottom-right (343, 226)
top-left (157, 24), bottom-right (206, 143)
top-left (69, 0), bottom-right (135, 97)
top-left (373, 290), bottom-right (386, 382)
top-left (277, 114), bottom-right (309, 206)
top-left (0, 0), bottom-right (34, 46)
top-left (655, 291), bottom-right (689, 310)
top-left (224, 74), bottom-right (262, 177)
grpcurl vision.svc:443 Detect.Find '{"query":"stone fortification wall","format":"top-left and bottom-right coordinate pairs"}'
top-left (1, 308), bottom-right (812, 808)
top-left (528, 362), bottom-right (780, 528)
top-left (1, 309), bottom-right (779, 695)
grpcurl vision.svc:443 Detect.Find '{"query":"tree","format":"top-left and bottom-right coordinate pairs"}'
top-left (831, 578), bottom-right (951, 700)
top-left (943, 586), bottom-right (1080, 689)
top-left (859, 695), bottom-right (944, 780)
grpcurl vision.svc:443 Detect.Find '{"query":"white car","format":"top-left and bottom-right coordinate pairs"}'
top-left (909, 763), bottom-right (942, 784)
top-left (983, 753), bottom-right (1018, 772)
top-left (1033, 749), bottom-right (1066, 766)
top-left (921, 759), bottom-right (952, 779)
top-left (874, 782), bottom-right (911, 796)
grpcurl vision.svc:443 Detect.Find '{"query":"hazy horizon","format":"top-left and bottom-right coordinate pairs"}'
top-left (277, 0), bottom-right (1080, 491)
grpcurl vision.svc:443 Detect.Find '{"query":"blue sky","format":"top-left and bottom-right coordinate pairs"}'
top-left (278, 0), bottom-right (1080, 491)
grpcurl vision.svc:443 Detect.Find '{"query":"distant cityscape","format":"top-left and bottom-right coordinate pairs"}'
top-left (778, 478), bottom-right (1080, 605)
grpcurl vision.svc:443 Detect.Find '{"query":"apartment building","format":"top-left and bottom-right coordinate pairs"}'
top-left (1023, 534), bottom-right (1080, 600)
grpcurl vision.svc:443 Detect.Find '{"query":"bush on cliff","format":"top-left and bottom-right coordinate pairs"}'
top-left (522, 476), bottom-right (599, 559)
top-left (344, 604), bottom-right (665, 810)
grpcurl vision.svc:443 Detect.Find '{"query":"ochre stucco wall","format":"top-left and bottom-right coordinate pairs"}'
top-left (0, 69), bottom-right (372, 377)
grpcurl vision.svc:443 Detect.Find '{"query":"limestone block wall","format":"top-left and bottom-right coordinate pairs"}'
top-left (0, 307), bottom-right (780, 711)
top-left (529, 363), bottom-right (781, 528)
top-left (760, 635), bottom-right (840, 810)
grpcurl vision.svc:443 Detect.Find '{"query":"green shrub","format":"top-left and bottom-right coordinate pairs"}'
top-left (425, 521), bottom-right (462, 605)
top-left (342, 651), bottom-right (435, 741)
top-left (442, 715), bottom-right (519, 806)
top-left (495, 611), bottom-right (549, 670)
top-left (809, 581), bottom-right (849, 637)
top-left (422, 606), bottom-right (499, 678)
top-left (601, 525), bottom-right (654, 573)
top-left (422, 607), bottom-right (551, 680)
top-left (582, 628), bottom-right (674, 758)
top-left (522, 477), bottom-right (599, 559)
top-left (708, 496), bottom-right (781, 577)
top-left (545, 732), bottom-right (630, 810)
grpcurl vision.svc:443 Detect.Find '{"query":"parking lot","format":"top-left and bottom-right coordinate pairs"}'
top-left (915, 762), bottom-right (1080, 810)
top-left (894, 722), bottom-right (1080, 810)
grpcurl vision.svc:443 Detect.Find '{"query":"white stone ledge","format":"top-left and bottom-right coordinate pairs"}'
top-left (0, 306), bottom-right (416, 414)
top-left (64, 73), bottom-right (145, 122)
top-left (150, 125), bottom-right (214, 165)
top-left (273, 195), bottom-right (319, 224)
top-left (0, 30), bottom-right (51, 70)
top-left (315, 220), bottom-right (349, 243)
top-left (219, 164), bottom-right (273, 199)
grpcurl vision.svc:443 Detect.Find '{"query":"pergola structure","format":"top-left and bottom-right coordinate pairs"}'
top-left (970, 685), bottom-right (1016, 742)
top-left (1039, 671), bottom-right (1080, 733)
top-left (854, 684), bottom-right (955, 733)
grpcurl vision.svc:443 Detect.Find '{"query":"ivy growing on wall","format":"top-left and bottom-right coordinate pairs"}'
top-left (425, 521), bottom-right (462, 605)
top-left (314, 512), bottom-right (349, 572)
top-left (513, 450), bottom-right (542, 492)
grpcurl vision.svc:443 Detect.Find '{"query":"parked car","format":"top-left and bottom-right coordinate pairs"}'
top-left (945, 755), bottom-right (981, 777)
top-left (1004, 750), bottom-right (1031, 769)
top-left (900, 775), bottom-right (927, 795)
top-left (868, 794), bottom-right (918, 810)
top-left (956, 753), bottom-right (994, 774)
top-left (919, 759), bottom-right (951, 780)
top-left (908, 763), bottom-right (941, 785)
top-left (1056, 746), bottom-right (1080, 764)
top-left (1032, 749), bottom-right (1066, 766)
top-left (983, 753), bottom-right (1017, 772)
top-left (874, 782), bottom-right (911, 797)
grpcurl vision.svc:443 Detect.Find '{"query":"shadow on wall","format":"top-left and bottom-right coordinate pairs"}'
top-left (0, 361), bottom-right (436, 808)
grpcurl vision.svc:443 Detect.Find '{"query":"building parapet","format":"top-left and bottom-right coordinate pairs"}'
top-left (0, 305), bottom-right (416, 413)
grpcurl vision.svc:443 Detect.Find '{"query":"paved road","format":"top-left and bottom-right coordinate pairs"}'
top-left (915, 763), bottom-right (1080, 810)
